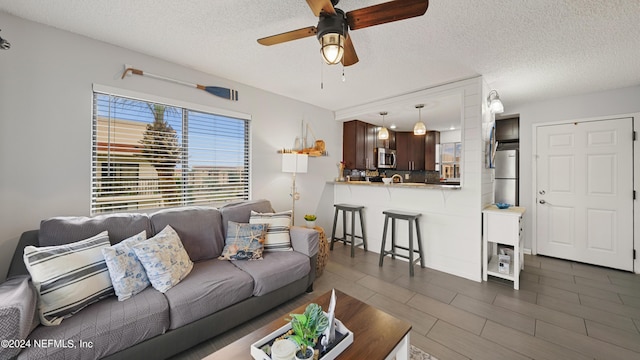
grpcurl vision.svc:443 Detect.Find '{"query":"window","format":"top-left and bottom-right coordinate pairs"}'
top-left (440, 142), bottom-right (461, 179)
top-left (92, 91), bottom-right (250, 214)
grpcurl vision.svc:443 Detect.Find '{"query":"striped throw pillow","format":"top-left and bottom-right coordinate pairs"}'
top-left (23, 231), bottom-right (114, 326)
top-left (249, 210), bottom-right (293, 251)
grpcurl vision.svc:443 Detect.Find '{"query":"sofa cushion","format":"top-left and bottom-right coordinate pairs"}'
top-left (249, 210), bottom-right (293, 252)
top-left (163, 259), bottom-right (254, 330)
top-left (39, 213), bottom-right (152, 247)
top-left (231, 251), bottom-right (310, 296)
top-left (18, 287), bottom-right (170, 360)
top-left (219, 199), bottom-right (274, 235)
top-left (149, 206), bottom-right (224, 261)
top-left (102, 230), bottom-right (150, 301)
top-left (219, 221), bottom-right (267, 260)
top-left (23, 231), bottom-right (114, 326)
top-left (0, 276), bottom-right (38, 360)
top-left (132, 225), bottom-right (193, 293)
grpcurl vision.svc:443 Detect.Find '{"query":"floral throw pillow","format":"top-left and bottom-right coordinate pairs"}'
top-left (219, 221), bottom-right (267, 261)
top-left (132, 225), bottom-right (193, 293)
top-left (102, 230), bottom-right (150, 301)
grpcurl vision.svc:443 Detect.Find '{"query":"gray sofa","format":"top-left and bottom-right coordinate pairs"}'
top-left (1, 199), bottom-right (319, 360)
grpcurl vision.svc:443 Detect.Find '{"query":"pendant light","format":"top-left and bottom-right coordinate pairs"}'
top-left (378, 111), bottom-right (389, 140)
top-left (413, 104), bottom-right (427, 135)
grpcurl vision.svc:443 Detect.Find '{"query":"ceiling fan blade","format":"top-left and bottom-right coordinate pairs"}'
top-left (342, 35), bottom-right (359, 66)
top-left (306, 0), bottom-right (336, 16)
top-left (257, 26), bottom-right (318, 46)
top-left (346, 0), bottom-right (429, 30)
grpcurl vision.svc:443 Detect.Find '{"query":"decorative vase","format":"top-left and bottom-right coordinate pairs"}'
top-left (305, 220), bottom-right (316, 229)
top-left (336, 162), bottom-right (345, 182)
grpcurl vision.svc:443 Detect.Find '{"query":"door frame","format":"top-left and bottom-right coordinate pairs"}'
top-left (531, 113), bottom-right (639, 273)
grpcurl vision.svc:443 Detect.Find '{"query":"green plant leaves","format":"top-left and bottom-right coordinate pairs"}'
top-left (287, 303), bottom-right (329, 351)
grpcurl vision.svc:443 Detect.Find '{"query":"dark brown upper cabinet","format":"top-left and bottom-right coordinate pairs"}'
top-left (495, 117), bottom-right (519, 142)
top-left (343, 120), bottom-right (377, 170)
top-left (376, 129), bottom-right (396, 150)
top-left (396, 132), bottom-right (425, 171)
top-left (424, 131), bottom-right (440, 171)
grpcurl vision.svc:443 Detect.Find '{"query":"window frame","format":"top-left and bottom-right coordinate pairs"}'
top-left (91, 84), bottom-right (252, 214)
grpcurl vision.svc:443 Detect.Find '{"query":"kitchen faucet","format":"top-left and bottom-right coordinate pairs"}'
top-left (391, 174), bottom-right (403, 183)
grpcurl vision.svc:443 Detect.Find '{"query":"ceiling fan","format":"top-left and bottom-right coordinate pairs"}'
top-left (257, 0), bottom-right (429, 66)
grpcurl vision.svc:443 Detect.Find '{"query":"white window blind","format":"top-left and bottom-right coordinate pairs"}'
top-left (91, 92), bottom-right (249, 214)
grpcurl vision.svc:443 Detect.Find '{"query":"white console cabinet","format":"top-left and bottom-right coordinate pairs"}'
top-left (482, 205), bottom-right (526, 289)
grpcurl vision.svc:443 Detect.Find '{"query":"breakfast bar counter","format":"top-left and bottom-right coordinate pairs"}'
top-left (331, 180), bottom-right (461, 190)
top-left (329, 179), bottom-right (481, 282)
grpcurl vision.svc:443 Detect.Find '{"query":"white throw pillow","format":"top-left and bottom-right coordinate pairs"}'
top-left (132, 225), bottom-right (193, 293)
top-left (102, 230), bottom-right (150, 301)
top-left (249, 210), bottom-right (293, 251)
top-left (23, 231), bottom-right (114, 326)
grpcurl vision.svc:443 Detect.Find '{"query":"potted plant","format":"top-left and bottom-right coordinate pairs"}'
top-left (304, 214), bottom-right (317, 229)
top-left (287, 303), bottom-right (328, 360)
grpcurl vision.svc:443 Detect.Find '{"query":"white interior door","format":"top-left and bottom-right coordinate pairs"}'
top-left (536, 118), bottom-right (634, 270)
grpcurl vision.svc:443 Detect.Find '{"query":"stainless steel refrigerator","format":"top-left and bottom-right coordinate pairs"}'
top-left (494, 149), bottom-right (519, 205)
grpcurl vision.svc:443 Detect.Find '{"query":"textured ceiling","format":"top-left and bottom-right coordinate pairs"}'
top-left (1, 0), bottom-right (639, 128)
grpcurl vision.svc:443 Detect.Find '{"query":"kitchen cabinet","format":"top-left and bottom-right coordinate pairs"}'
top-left (396, 132), bottom-right (425, 171)
top-left (376, 129), bottom-right (396, 150)
top-left (424, 131), bottom-right (440, 171)
top-left (495, 117), bottom-right (519, 142)
top-left (343, 120), bottom-right (376, 170)
top-left (482, 205), bottom-right (526, 289)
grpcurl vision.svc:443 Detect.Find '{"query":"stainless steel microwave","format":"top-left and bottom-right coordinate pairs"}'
top-left (377, 148), bottom-right (396, 169)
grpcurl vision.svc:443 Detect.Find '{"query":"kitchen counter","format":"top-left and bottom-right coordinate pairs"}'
top-left (329, 178), bottom-right (480, 282)
top-left (331, 180), bottom-right (461, 189)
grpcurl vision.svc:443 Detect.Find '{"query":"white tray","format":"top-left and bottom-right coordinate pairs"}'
top-left (250, 318), bottom-right (353, 360)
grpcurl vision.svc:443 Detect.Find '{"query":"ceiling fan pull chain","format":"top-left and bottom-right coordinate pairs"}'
top-left (342, 65), bottom-right (346, 82)
top-left (320, 57), bottom-right (324, 89)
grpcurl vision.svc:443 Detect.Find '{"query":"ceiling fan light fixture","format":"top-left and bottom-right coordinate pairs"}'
top-left (413, 104), bottom-right (427, 135)
top-left (320, 33), bottom-right (345, 64)
top-left (487, 90), bottom-right (504, 114)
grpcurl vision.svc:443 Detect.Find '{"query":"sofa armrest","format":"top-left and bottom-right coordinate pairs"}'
top-left (289, 226), bottom-right (319, 257)
top-left (8, 230), bottom-right (39, 279)
top-left (0, 275), bottom-right (39, 359)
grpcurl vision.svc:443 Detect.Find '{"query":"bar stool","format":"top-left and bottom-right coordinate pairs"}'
top-left (379, 210), bottom-right (424, 277)
top-left (330, 204), bottom-right (368, 257)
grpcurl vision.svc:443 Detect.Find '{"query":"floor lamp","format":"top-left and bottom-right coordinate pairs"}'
top-left (282, 153), bottom-right (308, 226)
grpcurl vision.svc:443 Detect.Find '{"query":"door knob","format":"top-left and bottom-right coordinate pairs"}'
top-left (539, 190), bottom-right (546, 195)
top-left (539, 200), bottom-right (546, 204)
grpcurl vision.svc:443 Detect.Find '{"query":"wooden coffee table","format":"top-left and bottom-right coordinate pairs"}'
top-left (203, 290), bottom-right (412, 360)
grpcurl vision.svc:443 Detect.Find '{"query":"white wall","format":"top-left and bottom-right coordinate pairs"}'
top-left (439, 129), bottom-right (462, 143)
top-left (0, 12), bottom-right (341, 281)
top-left (507, 85), bottom-right (640, 263)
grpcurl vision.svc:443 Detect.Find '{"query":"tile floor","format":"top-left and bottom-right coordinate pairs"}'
top-left (172, 244), bottom-right (640, 360)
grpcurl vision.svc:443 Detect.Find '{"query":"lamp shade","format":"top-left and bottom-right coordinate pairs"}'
top-left (282, 153), bottom-right (308, 173)
top-left (413, 104), bottom-right (426, 135)
top-left (378, 127), bottom-right (390, 140)
top-left (320, 33), bottom-right (345, 65)
top-left (489, 98), bottom-right (504, 113)
top-left (487, 90), bottom-right (504, 114)
top-left (413, 122), bottom-right (427, 135)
